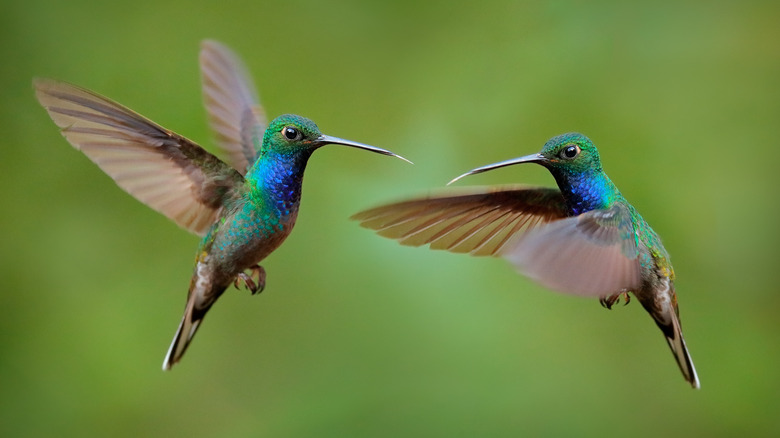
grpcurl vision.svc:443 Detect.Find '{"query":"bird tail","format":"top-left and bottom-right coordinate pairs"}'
top-left (665, 310), bottom-right (700, 389)
top-left (162, 298), bottom-right (204, 371)
top-left (642, 282), bottom-right (700, 389)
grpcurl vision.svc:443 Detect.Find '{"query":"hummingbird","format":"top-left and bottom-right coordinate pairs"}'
top-left (352, 132), bottom-right (699, 388)
top-left (34, 40), bottom-right (411, 370)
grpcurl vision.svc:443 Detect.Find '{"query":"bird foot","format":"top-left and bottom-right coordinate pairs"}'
top-left (234, 265), bottom-right (266, 295)
top-left (600, 291), bottom-right (631, 309)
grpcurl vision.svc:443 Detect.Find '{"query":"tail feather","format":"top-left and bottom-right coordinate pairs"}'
top-left (640, 280), bottom-right (700, 389)
top-left (162, 299), bottom-right (204, 371)
top-left (663, 311), bottom-right (700, 389)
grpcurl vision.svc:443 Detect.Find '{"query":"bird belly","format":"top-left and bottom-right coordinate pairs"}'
top-left (210, 208), bottom-right (298, 280)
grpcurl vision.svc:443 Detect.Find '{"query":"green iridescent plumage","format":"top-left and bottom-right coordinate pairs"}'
top-left (34, 40), bottom-right (410, 369)
top-left (354, 132), bottom-right (699, 388)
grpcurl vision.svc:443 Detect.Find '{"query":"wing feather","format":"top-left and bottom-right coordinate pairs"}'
top-left (34, 78), bottom-right (243, 236)
top-left (352, 187), bottom-right (569, 256)
top-left (200, 40), bottom-right (267, 174)
top-left (501, 203), bottom-right (642, 296)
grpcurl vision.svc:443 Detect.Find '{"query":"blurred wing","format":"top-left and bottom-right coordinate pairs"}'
top-left (34, 78), bottom-right (243, 236)
top-left (352, 187), bottom-right (569, 256)
top-left (501, 202), bottom-right (641, 297)
top-left (200, 40), bottom-right (268, 174)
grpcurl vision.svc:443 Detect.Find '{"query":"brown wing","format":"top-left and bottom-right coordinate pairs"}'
top-left (200, 40), bottom-right (267, 174)
top-left (34, 78), bottom-right (243, 236)
top-left (501, 203), bottom-right (642, 296)
top-left (352, 186), bottom-right (569, 256)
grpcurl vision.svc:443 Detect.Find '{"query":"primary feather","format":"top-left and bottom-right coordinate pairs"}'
top-left (34, 78), bottom-right (242, 236)
top-left (352, 186), bottom-right (568, 256)
top-left (200, 40), bottom-right (268, 174)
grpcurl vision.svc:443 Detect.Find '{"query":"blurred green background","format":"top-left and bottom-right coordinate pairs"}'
top-left (2, 0), bottom-right (778, 436)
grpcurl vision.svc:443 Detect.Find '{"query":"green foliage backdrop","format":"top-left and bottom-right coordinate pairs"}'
top-left (2, 0), bottom-right (778, 436)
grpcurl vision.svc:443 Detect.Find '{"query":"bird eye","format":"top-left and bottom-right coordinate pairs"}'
top-left (560, 144), bottom-right (581, 160)
top-left (282, 126), bottom-right (302, 141)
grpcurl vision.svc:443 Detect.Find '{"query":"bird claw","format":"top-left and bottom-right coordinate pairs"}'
top-left (234, 265), bottom-right (266, 295)
top-left (600, 291), bottom-right (631, 309)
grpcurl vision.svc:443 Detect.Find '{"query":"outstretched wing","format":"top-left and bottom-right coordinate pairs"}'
top-left (200, 40), bottom-right (267, 174)
top-left (34, 78), bottom-right (244, 236)
top-left (352, 187), bottom-right (569, 256)
top-left (501, 202), bottom-right (642, 296)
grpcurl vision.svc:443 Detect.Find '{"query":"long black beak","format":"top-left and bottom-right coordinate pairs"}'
top-left (447, 153), bottom-right (545, 185)
top-left (317, 134), bottom-right (412, 164)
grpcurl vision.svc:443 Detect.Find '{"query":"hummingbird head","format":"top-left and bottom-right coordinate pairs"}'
top-left (263, 114), bottom-right (411, 163)
top-left (448, 132), bottom-right (602, 185)
top-left (263, 114), bottom-right (324, 154)
top-left (536, 132), bottom-right (602, 173)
